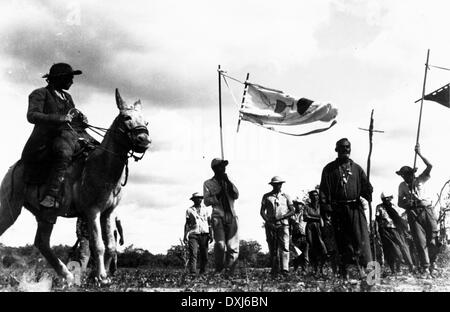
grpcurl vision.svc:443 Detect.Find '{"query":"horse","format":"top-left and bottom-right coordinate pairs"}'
top-left (0, 89), bottom-right (151, 284)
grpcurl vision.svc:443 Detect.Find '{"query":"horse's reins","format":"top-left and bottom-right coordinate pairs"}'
top-left (84, 123), bottom-right (148, 160)
top-left (88, 123), bottom-right (148, 187)
top-left (66, 116), bottom-right (147, 187)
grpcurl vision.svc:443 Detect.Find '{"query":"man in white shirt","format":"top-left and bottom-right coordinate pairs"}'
top-left (184, 192), bottom-right (212, 275)
top-left (260, 176), bottom-right (295, 276)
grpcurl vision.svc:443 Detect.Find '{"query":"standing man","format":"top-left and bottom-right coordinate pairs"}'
top-left (397, 145), bottom-right (440, 275)
top-left (319, 138), bottom-right (373, 279)
top-left (183, 192), bottom-right (212, 275)
top-left (71, 215), bottom-right (92, 272)
top-left (21, 63), bottom-right (93, 211)
top-left (260, 176), bottom-right (295, 276)
top-left (303, 190), bottom-right (327, 276)
top-left (203, 158), bottom-right (239, 277)
top-left (111, 214), bottom-right (124, 275)
top-left (290, 199), bottom-right (307, 272)
top-left (375, 193), bottom-right (414, 275)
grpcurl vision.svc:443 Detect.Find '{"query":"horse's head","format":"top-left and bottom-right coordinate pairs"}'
top-left (114, 88), bottom-right (151, 154)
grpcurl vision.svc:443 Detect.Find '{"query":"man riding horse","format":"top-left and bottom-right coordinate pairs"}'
top-left (21, 63), bottom-right (96, 214)
top-left (0, 63), bottom-right (151, 284)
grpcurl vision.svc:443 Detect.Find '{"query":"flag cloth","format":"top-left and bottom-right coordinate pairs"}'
top-left (239, 83), bottom-right (338, 135)
top-left (421, 83), bottom-right (450, 108)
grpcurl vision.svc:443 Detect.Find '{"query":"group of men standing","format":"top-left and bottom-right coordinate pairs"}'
top-left (184, 138), bottom-right (441, 280)
top-left (258, 138), bottom-right (373, 278)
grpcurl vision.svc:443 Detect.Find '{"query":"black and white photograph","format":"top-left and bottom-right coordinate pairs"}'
top-left (1, 0), bottom-right (450, 299)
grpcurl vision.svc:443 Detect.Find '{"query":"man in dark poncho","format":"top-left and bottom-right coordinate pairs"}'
top-left (319, 138), bottom-right (373, 279)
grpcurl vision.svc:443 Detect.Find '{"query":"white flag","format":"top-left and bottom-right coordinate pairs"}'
top-left (241, 83), bottom-right (338, 127)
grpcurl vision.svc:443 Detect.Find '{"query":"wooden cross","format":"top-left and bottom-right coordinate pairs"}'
top-left (359, 109), bottom-right (385, 262)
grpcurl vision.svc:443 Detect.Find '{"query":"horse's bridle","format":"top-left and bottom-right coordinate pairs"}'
top-left (115, 113), bottom-right (150, 152)
top-left (83, 121), bottom-right (150, 186)
top-left (64, 109), bottom-right (150, 189)
top-left (117, 124), bottom-right (149, 142)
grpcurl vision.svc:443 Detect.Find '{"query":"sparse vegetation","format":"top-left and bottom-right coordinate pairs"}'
top-left (1, 242), bottom-right (450, 292)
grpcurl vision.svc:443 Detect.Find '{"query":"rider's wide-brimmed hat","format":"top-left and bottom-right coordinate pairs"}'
top-left (42, 63), bottom-right (82, 78)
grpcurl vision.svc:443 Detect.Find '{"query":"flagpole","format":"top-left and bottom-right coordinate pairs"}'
top-left (218, 65), bottom-right (225, 159)
top-left (413, 49), bottom-right (430, 169)
top-left (236, 73), bottom-right (250, 133)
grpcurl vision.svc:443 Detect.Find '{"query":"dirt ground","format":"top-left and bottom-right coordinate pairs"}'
top-left (1, 263), bottom-right (450, 292)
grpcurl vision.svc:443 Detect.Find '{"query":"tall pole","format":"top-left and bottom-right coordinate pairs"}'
top-left (367, 110), bottom-right (374, 180)
top-left (359, 110), bottom-right (384, 261)
top-left (367, 110), bottom-right (375, 261)
top-left (218, 65), bottom-right (224, 159)
top-left (413, 49), bottom-right (430, 169)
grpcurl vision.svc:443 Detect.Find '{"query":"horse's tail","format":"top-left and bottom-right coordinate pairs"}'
top-left (0, 160), bottom-right (25, 236)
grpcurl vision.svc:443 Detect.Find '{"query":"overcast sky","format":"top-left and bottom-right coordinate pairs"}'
top-left (2, 0), bottom-right (450, 254)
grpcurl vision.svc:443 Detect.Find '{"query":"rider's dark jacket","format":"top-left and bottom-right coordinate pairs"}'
top-left (21, 85), bottom-right (75, 162)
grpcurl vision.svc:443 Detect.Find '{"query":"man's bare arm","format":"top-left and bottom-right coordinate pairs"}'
top-left (415, 144), bottom-right (432, 176)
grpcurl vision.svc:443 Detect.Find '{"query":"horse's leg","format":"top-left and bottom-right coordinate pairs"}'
top-left (34, 220), bottom-right (73, 281)
top-left (87, 210), bottom-right (108, 281)
top-left (100, 212), bottom-right (116, 275)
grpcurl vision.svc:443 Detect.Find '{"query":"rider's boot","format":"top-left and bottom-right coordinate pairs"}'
top-left (41, 158), bottom-right (69, 209)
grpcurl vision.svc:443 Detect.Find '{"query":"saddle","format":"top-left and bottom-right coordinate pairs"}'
top-left (19, 138), bottom-right (99, 223)
top-left (22, 137), bottom-right (97, 185)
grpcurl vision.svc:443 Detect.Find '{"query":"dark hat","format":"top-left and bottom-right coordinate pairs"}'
top-left (190, 192), bottom-right (204, 200)
top-left (42, 63), bottom-right (82, 78)
top-left (211, 158), bottom-right (229, 169)
top-left (396, 166), bottom-right (417, 176)
top-left (269, 176), bottom-right (285, 185)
